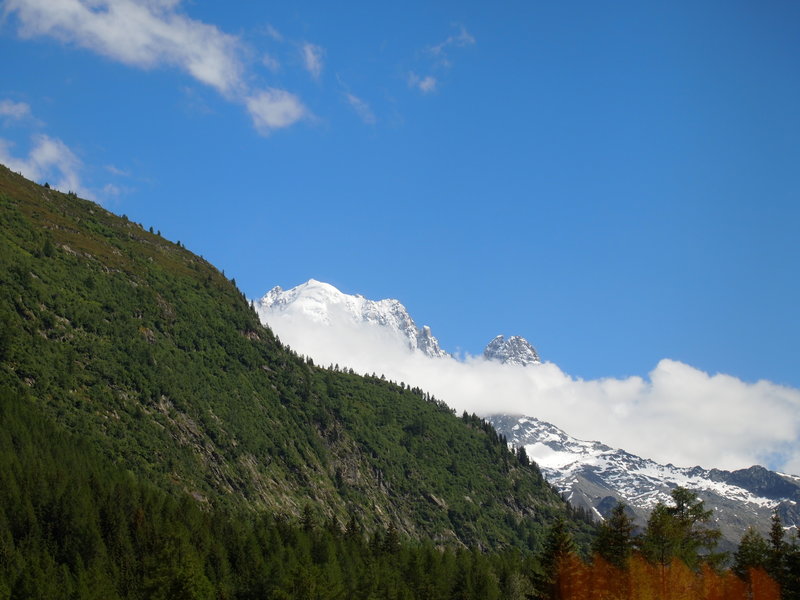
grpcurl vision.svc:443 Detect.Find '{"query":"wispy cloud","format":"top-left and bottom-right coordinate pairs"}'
top-left (101, 182), bottom-right (122, 197)
top-left (263, 24), bottom-right (283, 42)
top-left (3, 0), bottom-right (307, 135)
top-left (429, 25), bottom-right (476, 61)
top-left (345, 92), bottom-right (376, 124)
top-left (0, 100), bottom-right (124, 201)
top-left (0, 99), bottom-right (32, 121)
top-left (0, 134), bottom-right (90, 198)
top-left (262, 52), bottom-right (280, 72)
top-left (104, 164), bottom-right (130, 177)
top-left (258, 301), bottom-right (800, 475)
top-left (301, 42), bottom-right (324, 80)
top-left (407, 25), bottom-right (474, 94)
top-left (408, 72), bottom-right (437, 94)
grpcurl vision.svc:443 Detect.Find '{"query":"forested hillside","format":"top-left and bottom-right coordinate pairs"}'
top-left (4, 165), bottom-right (795, 599)
top-left (0, 390), bottom-right (555, 598)
top-left (0, 164), bottom-right (592, 552)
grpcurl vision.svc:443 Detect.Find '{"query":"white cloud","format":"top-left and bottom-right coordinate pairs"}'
top-left (5, 0), bottom-right (243, 95)
top-left (0, 133), bottom-right (91, 198)
top-left (345, 93), bottom-right (376, 125)
top-left (246, 88), bottom-right (307, 134)
top-left (0, 99), bottom-right (32, 121)
top-left (408, 72), bottom-right (437, 94)
top-left (259, 307), bottom-right (800, 475)
top-left (4, 0), bottom-right (307, 135)
top-left (301, 42), bottom-right (324, 80)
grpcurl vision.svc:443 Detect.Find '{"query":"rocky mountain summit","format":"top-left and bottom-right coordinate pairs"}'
top-left (488, 413), bottom-right (800, 549)
top-left (483, 335), bottom-right (541, 366)
top-left (255, 279), bottom-right (449, 358)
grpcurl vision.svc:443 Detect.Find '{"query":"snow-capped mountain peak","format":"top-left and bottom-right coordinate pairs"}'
top-left (255, 279), bottom-right (448, 358)
top-left (483, 335), bottom-right (541, 366)
top-left (488, 414), bottom-right (800, 548)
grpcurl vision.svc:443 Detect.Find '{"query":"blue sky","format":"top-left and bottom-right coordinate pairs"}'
top-left (1, 0), bottom-right (799, 390)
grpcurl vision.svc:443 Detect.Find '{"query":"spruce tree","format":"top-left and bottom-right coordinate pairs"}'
top-left (540, 516), bottom-right (577, 580)
top-left (639, 487), bottom-right (722, 570)
top-left (768, 510), bottom-right (788, 594)
top-left (667, 487), bottom-right (723, 568)
top-left (593, 502), bottom-right (634, 569)
top-left (733, 527), bottom-right (770, 579)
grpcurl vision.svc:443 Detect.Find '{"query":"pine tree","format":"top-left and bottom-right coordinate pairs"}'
top-left (516, 446), bottom-right (530, 467)
top-left (733, 527), bottom-right (770, 579)
top-left (668, 487), bottom-right (722, 563)
top-left (767, 510), bottom-right (789, 595)
top-left (540, 515), bottom-right (577, 598)
top-left (381, 522), bottom-right (401, 555)
top-left (639, 487), bottom-right (722, 570)
top-left (593, 502), bottom-right (634, 569)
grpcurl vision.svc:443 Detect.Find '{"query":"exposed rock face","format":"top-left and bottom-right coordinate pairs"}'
top-left (483, 335), bottom-right (541, 366)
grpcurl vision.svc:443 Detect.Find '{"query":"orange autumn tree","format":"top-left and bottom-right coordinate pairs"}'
top-left (551, 489), bottom-right (781, 600)
top-left (556, 553), bottom-right (780, 600)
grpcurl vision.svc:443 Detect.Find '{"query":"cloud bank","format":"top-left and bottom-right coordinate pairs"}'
top-left (261, 309), bottom-right (800, 476)
top-left (3, 0), bottom-right (307, 134)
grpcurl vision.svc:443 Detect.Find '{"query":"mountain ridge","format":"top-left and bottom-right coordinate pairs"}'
top-left (0, 163), bottom-right (592, 552)
top-left (487, 413), bottom-right (800, 549)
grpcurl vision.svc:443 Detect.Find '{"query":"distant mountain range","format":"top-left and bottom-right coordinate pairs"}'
top-left (255, 279), bottom-right (800, 548)
top-left (487, 414), bottom-right (800, 550)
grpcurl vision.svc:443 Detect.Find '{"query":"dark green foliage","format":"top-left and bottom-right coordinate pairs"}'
top-left (0, 390), bottom-right (564, 598)
top-left (733, 527), bottom-right (769, 579)
top-left (540, 517), bottom-right (577, 575)
top-left (593, 502), bottom-right (634, 569)
top-left (638, 487), bottom-right (723, 570)
top-left (764, 511), bottom-right (800, 600)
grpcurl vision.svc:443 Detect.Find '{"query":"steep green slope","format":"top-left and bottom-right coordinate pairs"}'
top-left (0, 389), bottom-right (551, 599)
top-left (0, 164), bottom-right (593, 550)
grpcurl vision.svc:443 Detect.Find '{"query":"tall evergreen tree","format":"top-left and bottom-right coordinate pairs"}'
top-left (769, 511), bottom-right (787, 564)
top-left (784, 536), bottom-right (800, 600)
top-left (539, 515), bottom-right (577, 598)
top-left (638, 487), bottom-right (722, 570)
top-left (593, 502), bottom-right (634, 569)
top-left (733, 527), bottom-right (770, 579)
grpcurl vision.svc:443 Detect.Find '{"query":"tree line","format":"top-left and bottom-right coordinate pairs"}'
top-left (543, 488), bottom-right (799, 600)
